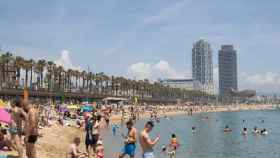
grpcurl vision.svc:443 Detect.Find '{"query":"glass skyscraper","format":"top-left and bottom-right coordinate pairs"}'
top-left (218, 45), bottom-right (238, 96)
top-left (192, 39), bottom-right (214, 94)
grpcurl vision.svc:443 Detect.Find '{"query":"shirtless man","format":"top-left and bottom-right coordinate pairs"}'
top-left (119, 120), bottom-right (137, 158)
top-left (67, 137), bottom-right (87, 158)
top-left (9, 98), bottom-right (25, 158)
top-left (22, 100), bottom-right (39, 158)
top-left (139, 121), bottom-right (160, 158)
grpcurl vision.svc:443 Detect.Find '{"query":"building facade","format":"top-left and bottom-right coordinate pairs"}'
top-left (159, 79), bottom-right (201, 91)
top-left (218, 45), bottom-right (238, 96)
top-left (192, 39), bottom-right (214, 94)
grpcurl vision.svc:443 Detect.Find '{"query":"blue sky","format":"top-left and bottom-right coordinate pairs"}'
top-left (0, 0), bottom-right (279, 93)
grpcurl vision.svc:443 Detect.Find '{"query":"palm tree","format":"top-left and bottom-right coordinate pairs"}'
top-left (35, 59), bottom-right (46, 89)
top-left (0, 52), bottom-right (13, 88)
top-left (46, 61), bottom-right (55, 91)
top-left (15, 56), bottom-right (24, 89)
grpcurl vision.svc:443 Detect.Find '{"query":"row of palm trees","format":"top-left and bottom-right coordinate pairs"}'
top-left (0, 52), bottom-right (207, 101)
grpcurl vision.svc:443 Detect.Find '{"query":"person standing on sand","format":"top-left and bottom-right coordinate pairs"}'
top-left (139, 121), bottom-right (160, 158)
top-left (119, 120), bottom-right (137, 158)
top-left (9, 98), bottom-right (25, 158)
top-left (22, 100), bottom-right (39, 158)
top-left (92, 115), bottom-right (101, 155)
top-left (85, 116), bottom-right (94, 155)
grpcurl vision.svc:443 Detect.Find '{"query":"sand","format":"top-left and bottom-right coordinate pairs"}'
top-left (1, 104), bottom-right (276, 158)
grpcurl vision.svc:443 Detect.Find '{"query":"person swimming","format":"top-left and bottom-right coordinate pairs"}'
top-left (161, 145), bottom-right (167, 152)
top-left (252, 127), bottom-right (260, 134)
top-left (192, 126), bottom-right (196, 134)
top-left (260, 128), bottom-right (268, 135)
top-left (242, 128), bottom-right (248, 135)
top-left (224, 125), bottom-right (232, 132)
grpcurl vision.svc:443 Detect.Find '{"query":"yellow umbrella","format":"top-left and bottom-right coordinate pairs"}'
top-left (0, 99), bottom-right (6, 107)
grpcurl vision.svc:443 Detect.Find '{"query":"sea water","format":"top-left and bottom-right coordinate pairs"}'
top-left (101, 110), bottom-right (280, 158)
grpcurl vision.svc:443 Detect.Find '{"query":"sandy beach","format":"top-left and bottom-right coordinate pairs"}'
top-left (34, 104), bottom-right (275, 158)
top-left (1, 104), bottom-right (276, 158)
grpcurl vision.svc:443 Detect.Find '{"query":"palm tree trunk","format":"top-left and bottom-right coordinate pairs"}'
top-left (25, 69), bottom-right (28, 88)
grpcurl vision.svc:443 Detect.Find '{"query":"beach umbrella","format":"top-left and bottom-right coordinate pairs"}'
top-left (0, 99), bottom-right (6, 107)
top-left (0, 108), bottom-right (11, 124)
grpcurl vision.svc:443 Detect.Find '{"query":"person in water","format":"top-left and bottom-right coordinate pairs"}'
top-left (168, 134), bottom-right (180, 158)
top-left (119, 120), bottom-right (137, 158)
top-left (167, 146), bottom-right (177, 158)
top-left (192, 126), bottom-right (196, 134)
top-left (139, 121), bottom-right (160, 158)
top-left (252, 127), bottom-right (260, 134)
top-left (261, 128), bottom-right (268, 135)
top-left (242, 128), bottom-right (248, 135)
top-left (224, 125), bottom-right (232, 132)
top-left (169, 134), bottom-right (180, 148)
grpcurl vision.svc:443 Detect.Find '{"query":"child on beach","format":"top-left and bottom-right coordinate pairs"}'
top-left (67, 137), bottom-right (87, 158)
top-left (95, 140), bottom-right (104, 158)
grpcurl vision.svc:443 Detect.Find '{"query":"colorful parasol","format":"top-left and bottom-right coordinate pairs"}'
top-left (0, 108), bottom-right (11, 124)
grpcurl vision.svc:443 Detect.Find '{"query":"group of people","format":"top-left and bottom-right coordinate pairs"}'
top-left (224, 125), bottom-right (269, 135)
top-left (0, 98), bottom-right (39, 158)
top-left (117, 119), bottom-right (180, 158)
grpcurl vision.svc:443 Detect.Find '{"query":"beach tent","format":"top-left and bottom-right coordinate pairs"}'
top-left (0, 108), bottom-right (11, 124)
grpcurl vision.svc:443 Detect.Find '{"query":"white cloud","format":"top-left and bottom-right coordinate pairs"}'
top-left (127, 62), bottom-right (152, 80)
top-left (239, 72), bottom-right (280, 94)
top-left (127, 60), bottom-right (185, 81)
top-left (210, 67), bottom-right (280, 93)
top-left (55, 49), bottom-right (82, 70)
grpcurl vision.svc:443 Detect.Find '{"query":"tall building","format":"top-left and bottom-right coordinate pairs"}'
top-left (218, 45), bottom-right (238, 96)
top-left (192, 39), bottom-right (214, 94)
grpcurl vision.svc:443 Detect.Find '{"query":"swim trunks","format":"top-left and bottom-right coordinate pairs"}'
top-left (142, 151), bottom-right (155, 158)
top-left (122, 143), bottom-right (136, 156)
top-left (28, 135), bottom-right (38, 143)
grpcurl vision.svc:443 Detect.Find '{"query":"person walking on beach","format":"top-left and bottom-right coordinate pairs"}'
top-left (23, 100), bottom-right (39, 158)
top-left (119, 120), bottom-right (137, 158)
top-left (139, 121), bottom-right (160, 158)
top-left (85, 116), bottom-right (94, 155)
top-left (92, 115), bottom-right (101, 155)
top-left (9, 98), bottom-right (25, 158)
